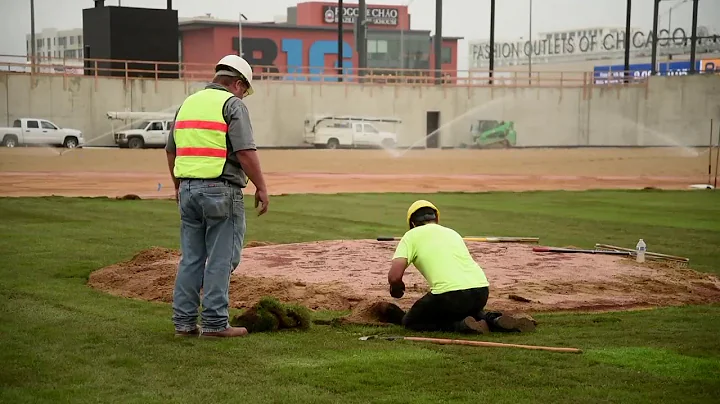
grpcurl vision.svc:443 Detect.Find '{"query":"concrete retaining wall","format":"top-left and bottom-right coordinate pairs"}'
top-left (1, 72), bottom-right (718, 148)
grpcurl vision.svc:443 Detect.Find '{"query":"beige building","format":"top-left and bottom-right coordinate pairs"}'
top-left (26, 28), bottom-right (85, 61)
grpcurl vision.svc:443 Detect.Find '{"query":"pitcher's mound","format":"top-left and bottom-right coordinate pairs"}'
top-left (88, 240), bottom-right (720, 313)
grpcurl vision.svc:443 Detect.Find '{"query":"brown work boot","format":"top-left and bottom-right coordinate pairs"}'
top-left (200, 326), bottom-right (249, 338)
top-left (458, 316), bottom-right (491, 334)
top-left (494, 314), bottom-right (537, 333)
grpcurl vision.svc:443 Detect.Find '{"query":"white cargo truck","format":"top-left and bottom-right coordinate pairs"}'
top-left (303, 115), bottom-right (401, 149)
top-left (0, 118), bottom-right (84, 148)
top-left (107, 111), bottom-right (175, 149)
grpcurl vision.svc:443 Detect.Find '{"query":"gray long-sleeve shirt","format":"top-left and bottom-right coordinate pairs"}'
top-left (166, 83), bottom-right (256, 188)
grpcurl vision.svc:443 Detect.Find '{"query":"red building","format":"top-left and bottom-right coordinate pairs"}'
top-left (179, 1), bottom-right (461, 81)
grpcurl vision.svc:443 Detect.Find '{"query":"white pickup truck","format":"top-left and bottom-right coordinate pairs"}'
top-left (304, 115), bottom-right (400, 149)
top-left (1, 118), bottom-right (84, 148)
top-left (113, 119), bottom-right (173, 149)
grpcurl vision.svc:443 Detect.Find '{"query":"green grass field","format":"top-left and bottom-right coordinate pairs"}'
top-left (1, 190), bottom-right (719, 403)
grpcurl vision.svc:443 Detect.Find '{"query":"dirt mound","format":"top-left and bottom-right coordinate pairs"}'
top-left (88, 240), bottom-right (720, 314)
top-left (336, 300), bottom-right (407, 326)
top-left (245, 241), bottom-right (275, 248)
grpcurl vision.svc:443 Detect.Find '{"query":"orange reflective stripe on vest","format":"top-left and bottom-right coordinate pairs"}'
top-left (172, 88), bottom-right (235, 179)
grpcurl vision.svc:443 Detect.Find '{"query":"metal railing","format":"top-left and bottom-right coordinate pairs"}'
top-left (0, 53), bottom-right (659, 90)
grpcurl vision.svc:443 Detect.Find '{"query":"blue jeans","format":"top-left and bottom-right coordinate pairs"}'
top-left (172, 179), bottom-right (246, 333)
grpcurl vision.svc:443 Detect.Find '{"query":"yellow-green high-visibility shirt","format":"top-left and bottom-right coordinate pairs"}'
top-left (392, 223), bottom-right (489, 294)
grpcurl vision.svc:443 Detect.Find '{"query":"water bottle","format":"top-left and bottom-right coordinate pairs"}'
top-left (636, 239), bottom-right (646, 263)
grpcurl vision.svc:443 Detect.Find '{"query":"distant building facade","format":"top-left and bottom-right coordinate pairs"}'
top-left (179, 1), bottom-right (461, 81)
top-left (26, 28), bottom-right (84, 61)
top-left (467, 25), bottom-right (720, 83)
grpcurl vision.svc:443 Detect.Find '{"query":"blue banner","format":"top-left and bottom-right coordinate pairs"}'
top-left (593, 60), bottom-right (702, 84)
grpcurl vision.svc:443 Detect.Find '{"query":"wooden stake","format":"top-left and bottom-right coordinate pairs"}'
top-left (715, 123), bottom-right (720, 189)
top-left (710, 119), bottom-right (714, 185)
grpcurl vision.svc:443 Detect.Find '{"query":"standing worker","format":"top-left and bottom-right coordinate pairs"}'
top-left (387, 200), bottom-right (536, 334)
top-left (165, 55), bottom-right (269, 338)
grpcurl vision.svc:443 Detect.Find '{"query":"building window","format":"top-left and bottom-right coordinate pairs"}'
top-left (70, 36), bottom-right (74, 45)
top-left (441, 46), bottom-right (452, 64)
top-left (78, 35), bottom-right (82, 45)
top-left (367, 39), bottom-right (388, 61)
top-left (59, 37), bottom-right (66, 47)
top-left (54, 37), bottom-right (56, 45)
top-left (36, 39), bottom-right (43, 48)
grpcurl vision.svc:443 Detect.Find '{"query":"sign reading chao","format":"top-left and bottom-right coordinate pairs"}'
top-left (322, 5), bottom-right (399, 26)
top-left (471, 28), bottom-right (719, 62)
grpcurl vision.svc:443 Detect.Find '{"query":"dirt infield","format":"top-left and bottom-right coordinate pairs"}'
top-left (10, 146), bottom-right (718, 320)
top-left (0, 147), bottom-right (709, 197)
top-left (88, 240), bottom-right (720, 315)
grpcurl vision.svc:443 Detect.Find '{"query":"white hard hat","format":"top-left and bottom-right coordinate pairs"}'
top-left (214, 55), bottom-right (254, 97)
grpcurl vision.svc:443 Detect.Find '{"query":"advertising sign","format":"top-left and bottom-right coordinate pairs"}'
top-left (701, 58), bottom-right (720, 73)
top-left (322, 5), bottom-right (399, 26)
top-left (593, 60), bottom-right (705, 84)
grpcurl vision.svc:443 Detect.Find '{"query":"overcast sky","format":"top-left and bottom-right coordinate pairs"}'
top-left (0, 0), bottom-right (718, 70)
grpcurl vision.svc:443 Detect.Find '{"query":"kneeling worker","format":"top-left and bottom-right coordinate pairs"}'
top-left (387, 200), bottom-right (536, 334)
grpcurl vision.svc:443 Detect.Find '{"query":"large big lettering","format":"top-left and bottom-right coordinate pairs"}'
top-left (282, 39), bottom-right (354, 82)
top-left (233, 37), bottom-right (354, 81)
top-left (232, 37), bottom-right (280, 80)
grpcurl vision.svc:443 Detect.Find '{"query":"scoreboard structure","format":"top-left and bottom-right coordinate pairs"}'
top-left (82, 1), bottom-right (179, 79)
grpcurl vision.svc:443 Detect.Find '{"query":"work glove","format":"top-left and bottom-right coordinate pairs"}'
top-left (389, 281), bottom-right (405, 299)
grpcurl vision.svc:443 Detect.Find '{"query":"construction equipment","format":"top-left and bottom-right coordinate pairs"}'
top-left (594, 244), bottom-right (690, 266)
top-left (461, 120), bottom-right (517, 149)
top-left (358, 335), bottom-right (582, 354)
top-left (378, 236), bottom-right (539, 243)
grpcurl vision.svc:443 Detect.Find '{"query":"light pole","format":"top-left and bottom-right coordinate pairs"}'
top-left (528, 0), bottom-right (533, 85)
top-left (238, 12), bottom-right (247, 57)
top-left (668, 0), bottom-right (690, 37)
top-left (30, 0), bottom-right (36, 74)
top-left (400, 0), bottom-right (417, 71)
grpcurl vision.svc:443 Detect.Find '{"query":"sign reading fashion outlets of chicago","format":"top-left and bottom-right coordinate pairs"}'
top-left (470, 27), bottom-right (719, 63)
top-left (322, 5), bottom-right (399, 26)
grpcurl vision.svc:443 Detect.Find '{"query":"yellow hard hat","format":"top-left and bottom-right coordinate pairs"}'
top-left (406, 200), bottom-right (440, 229)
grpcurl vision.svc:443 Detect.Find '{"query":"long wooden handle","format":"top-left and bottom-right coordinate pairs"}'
top-left (533, 246), bottom-right (633, 256)
top-left (403, 336), bottom-right (582, 353)
top-left (465, 237), bottom-right (539, 243)
top-left (377, 236), bottom-right (539, 243)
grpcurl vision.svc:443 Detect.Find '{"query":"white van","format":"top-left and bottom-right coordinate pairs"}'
top-left (304, 115), bottom-right (401, 149)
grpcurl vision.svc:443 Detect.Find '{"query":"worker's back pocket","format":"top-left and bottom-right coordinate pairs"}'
top-left (197, 185), bottom-right (232, 220)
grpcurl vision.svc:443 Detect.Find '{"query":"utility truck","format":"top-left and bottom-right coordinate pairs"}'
top-left (303, 115), bottom-right (401, 149)
top-left (1, 118), bottom-right (84, 148)
top-left (107, 111), bottom-right (175, 149)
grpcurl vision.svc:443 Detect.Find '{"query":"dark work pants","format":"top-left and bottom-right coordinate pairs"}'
top-left (402, 287), bottom-right (493, 332)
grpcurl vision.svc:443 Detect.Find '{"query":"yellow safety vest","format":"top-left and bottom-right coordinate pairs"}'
top-left (172, 88), bottom-right (234, 179)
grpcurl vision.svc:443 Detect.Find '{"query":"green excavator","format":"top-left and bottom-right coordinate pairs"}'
top-left (460, 120), bottom-right (517, 149)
